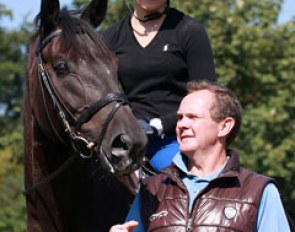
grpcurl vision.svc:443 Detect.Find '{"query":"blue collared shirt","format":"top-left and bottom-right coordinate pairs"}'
top-left (126, 152), bottom-right (290, 232)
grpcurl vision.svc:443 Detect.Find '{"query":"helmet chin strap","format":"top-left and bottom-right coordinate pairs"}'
top-left (130, 0), bottom-right (170, 23)
top-left (135, 5), bottom-right (169, 22)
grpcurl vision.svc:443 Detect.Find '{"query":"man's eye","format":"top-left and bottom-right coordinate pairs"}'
top-left (53, 61), bottom-right (70, 76)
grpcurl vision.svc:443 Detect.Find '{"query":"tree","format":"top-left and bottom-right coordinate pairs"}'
top-left (0, 3), bottom-right (33, 231)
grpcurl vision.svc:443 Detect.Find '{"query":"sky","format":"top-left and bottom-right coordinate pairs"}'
top-left (1, 0), bottom-right (73, 29)
top-left (1, 0), bottom-right (295, 30)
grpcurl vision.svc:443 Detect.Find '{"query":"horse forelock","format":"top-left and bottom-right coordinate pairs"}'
top-left (32, 8), bottom-right (117, 68)
top-left (59, 9), bottom-right (116, 65)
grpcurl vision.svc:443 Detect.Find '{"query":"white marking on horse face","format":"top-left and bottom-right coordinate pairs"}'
top-left (79, 58), bottom-right (87, 66)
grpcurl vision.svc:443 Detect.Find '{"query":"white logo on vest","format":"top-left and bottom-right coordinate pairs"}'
top-left (149, 210), bottom-right (168, 221)
top-left (224, 205), bottom-right (237, 220)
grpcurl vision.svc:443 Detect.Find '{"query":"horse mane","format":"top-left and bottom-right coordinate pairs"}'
top-left (33, 7), bottom-right (116, 65)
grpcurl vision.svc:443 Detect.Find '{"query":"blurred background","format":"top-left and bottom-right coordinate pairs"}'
top-left (0, 0), bottom-right (294, 231)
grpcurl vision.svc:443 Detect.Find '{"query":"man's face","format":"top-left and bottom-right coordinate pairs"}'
top-left (176, 90), bottom-right (220, 157)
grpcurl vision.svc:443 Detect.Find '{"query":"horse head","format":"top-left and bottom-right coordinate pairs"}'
top-left (25, 0), bottom-right (147, 176)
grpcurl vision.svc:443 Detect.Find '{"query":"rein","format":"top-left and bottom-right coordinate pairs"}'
top-left (23, 29), bottom-right (129, 196)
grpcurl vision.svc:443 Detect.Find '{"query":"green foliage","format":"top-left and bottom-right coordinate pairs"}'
top-left (0, 5), bottom-right (31, 232)
top-left (0, 3), bottom-right (12, 21)
top-left (0, 147), bottom-right (26, 232)
top-left (0, 0), bottom-right (294, 229)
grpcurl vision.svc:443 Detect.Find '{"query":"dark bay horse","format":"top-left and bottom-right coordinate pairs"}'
top-left (23, 0), bottom-right (146, 231)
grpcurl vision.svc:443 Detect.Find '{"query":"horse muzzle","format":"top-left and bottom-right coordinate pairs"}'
top-left (97, 133), bottom-right (145, 175)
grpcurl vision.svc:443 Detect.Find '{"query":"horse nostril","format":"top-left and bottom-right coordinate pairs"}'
top-left (111, 134), bottom-right (129, 156)
top-left (109, 134), bottom-right (143, 174)
top-left (109, 135), bottom-right (128, 168)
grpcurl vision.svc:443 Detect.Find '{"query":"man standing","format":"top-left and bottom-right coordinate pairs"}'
top-left (110, 80), bottom-right (291, 231)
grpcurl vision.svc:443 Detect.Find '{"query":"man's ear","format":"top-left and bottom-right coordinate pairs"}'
top-left (218, 117), bottom-right (235, 138)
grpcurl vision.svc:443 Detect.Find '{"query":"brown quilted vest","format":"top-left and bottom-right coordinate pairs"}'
top-left (140, 151), bottom-right (274, 232)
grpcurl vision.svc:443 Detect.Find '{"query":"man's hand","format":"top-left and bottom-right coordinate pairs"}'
top-left (109, 220), bottom-right (139, 232)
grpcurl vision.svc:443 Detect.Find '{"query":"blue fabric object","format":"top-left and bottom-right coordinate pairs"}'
top-left (125, 194), bottom-right (143, 232)
top-left (138, 118), bottom-right (178, 172)
top-left (126, 152), bottom-right (291, 232)
top-left (256, 183), bottom-right (291, 232)
top-left (146, 135), bottom-right (179, 172)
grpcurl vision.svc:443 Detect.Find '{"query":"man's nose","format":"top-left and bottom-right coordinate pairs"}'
top-left (177, 117), bottom-right (190, 128)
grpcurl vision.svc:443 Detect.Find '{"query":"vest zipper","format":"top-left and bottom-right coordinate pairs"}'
top-left (187, 218), bottom-right (193, 231)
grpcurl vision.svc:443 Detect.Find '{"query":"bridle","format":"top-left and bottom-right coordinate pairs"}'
top-left (23, 29), bottom-right (129, 195)
top-left (37, 29), bottom-right (128, 158)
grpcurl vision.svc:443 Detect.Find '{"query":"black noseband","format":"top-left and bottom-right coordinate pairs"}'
top-left (75, 93), bottom-right (128, 129)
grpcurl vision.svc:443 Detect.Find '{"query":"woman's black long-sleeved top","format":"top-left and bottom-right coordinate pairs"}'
top-left (102, 8), bottom-right (216, 135)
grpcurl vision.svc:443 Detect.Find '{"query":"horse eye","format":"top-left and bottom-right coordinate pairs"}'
top-left (53, 61), bottom-right (70, 76)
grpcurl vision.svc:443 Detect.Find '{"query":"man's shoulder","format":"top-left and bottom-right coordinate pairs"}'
top-left (141, 172), bottom-right (168, 186)
top-left (140, 166), bottom-right (182, 197)
top-left (141, 166), bottom-right (179, 188)
top-left (239, 167), bottom-right (276, 187)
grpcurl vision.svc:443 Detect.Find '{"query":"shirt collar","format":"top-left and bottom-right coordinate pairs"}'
top-left (173, 152), bottom-right (227, 181)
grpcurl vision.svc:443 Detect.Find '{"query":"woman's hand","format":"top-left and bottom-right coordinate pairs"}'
top-left (109, 220), bottom-right (139, 232)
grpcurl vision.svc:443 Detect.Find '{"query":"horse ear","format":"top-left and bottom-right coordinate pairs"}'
top-left (80, 0), bottom-right (108, 28)
top-left (40, 0), bottom-right (60, 37)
